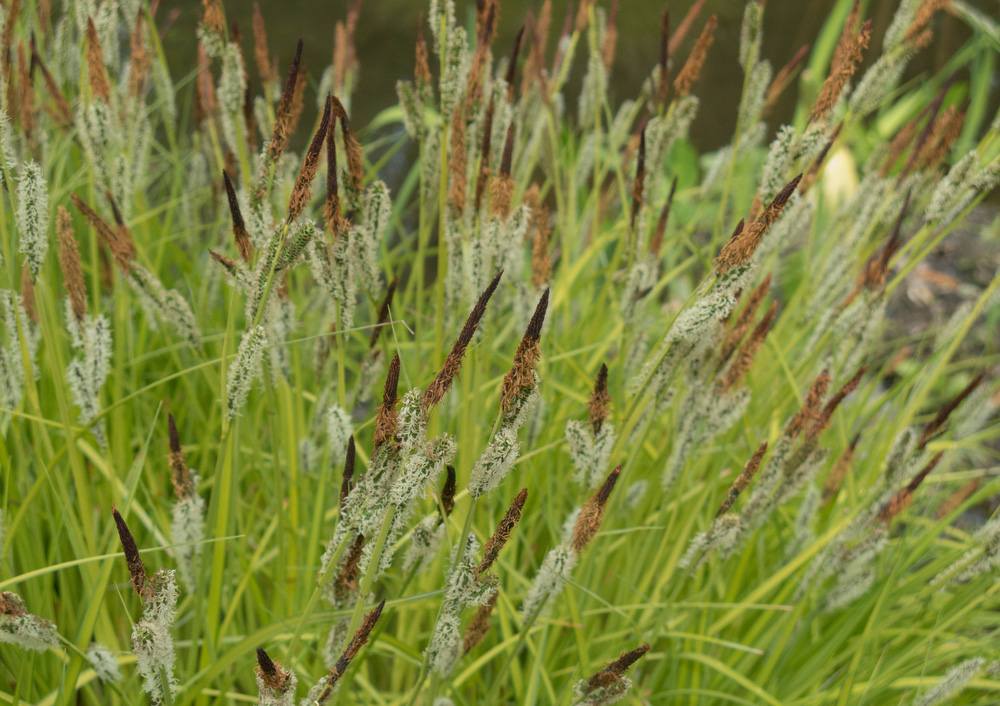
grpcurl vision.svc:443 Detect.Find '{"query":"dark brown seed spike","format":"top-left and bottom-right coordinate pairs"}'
top-left (167, 413), bottom-right (181, 457)
top-left (340, 436), bottom-right (356, 508)
top-left (500, 122), bottom-right (515, 177)
top-left (771, 174), bottom-right (802, 209)
top-left (525, 287), bottom-right (549, 341)
top-left (105, 192), bottom-right (125, 227)
top-left (441, 465), bottom-right (457, 517)
top-left (369, 277), bottom-right (398, 349)
top-left (598, 464), bottom-right (621, 504)
top-left (278, 39), bottom-right (304, 118)
top-left (630, 125), bottom-right (647, 229)
top-left (222, 170), bottom-right (245, 229)
top-left (256, 647), bottom-right (277, 676)
top-left (112, 505), bottom-right (146, 596)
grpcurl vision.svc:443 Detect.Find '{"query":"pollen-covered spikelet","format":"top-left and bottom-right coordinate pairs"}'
top-left (499, 288), bottom-right (548, 419)
top-left (786, 370), bottom-right (831, 440)
top-left (167, 415), bottom-right (205, 591)
top-left (918, 373), bottom-right (984, 449)
top-left (373, 354), bottom-right (401, 452)
top-left (588, 363), bottom-right (611, 434)
top-left (264, 39), bottom-right (303, 166)
top-left (809, 18), bottom-right (871, 124)
top-left (823, 433), bottom-right (860, 504)
top-left (878, 452), bottom-right (944, 523)
top-left (71, 194), bottom-right (135, 273)
top-left (85, 19), bottom-right (111, 103)
top-left (673, 14), bottom-right (717, 98)
top-left (287, 95), bottom-right (332, 222)
top-left (716, 442), bottom-right (768, 517)
top-left (333, 95), bottom-right (364, 193)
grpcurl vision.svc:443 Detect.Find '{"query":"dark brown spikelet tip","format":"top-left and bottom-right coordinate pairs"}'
top-left (716, 442), bottom-right (768, 517)
top-left (490, 122), bottom-right (516, 219)
top-left (85, 19), bottom-right (111, 102)
top-left (650, 176), bottom-right (677, 257)
top-left (658, 5), bottom-right (670, 102)
top-left (918, 373), bottom-right (985, 449)
top-left (255, 647), bottom-right (294, 691)
top-left (339, 436), bottom-right (356, 509)
top-left (505, 24), bottom-right (526, 102)
top-left (476, 488), bottom-right (528, 578)
top-left (879, 451), bottom-right (944, 523)
top-left (630, 125), bottom-right (647, 230)
top-left (112, 505), bottom-right (146, 597)
top-left (441, 465), bottom-right (457, 518)
top-left (252, 3), bottom-right (275, 85)
top-left (786, 369), bottom-right (831, 440)
top-left (673, 14), bottom-right (717, 98)
top-left (573, 465), bottom-right (621, 553)
top-left (20, 266), bottom-right (36, 323)
top-left (668, 0), bottom-right (706, 55)
top-left (223, 170), bottom-right (254, 263)
top-left (329, 599), bottom-right (385, 686)
top-left (415, 16), bottom-right (432, 84)
top-left (423, 270), bottom-right (504, 412)
top-left (324, 106), bottom-right (346, 238)
top-left (718, 273), bottom-right (771, 367)
top-left (463, 591), bottom-right (498, 653)
top-left (808, 366), bottom-right (866, 441)
top-left (373, 354), bottom-right (401, 452)
top-left (57, 207), bottom-right (87, 324)
top-left (937, 477), bottom-right (980, 520)
top-left (71, 194), bottom-right (135, 272)
top-left (721, 300), bottom-right (776, 390)
top-left (587, 643), bottom-right (651, 692)
top-left (287, 95), bottom-right (332, 223)
top-left (267, 39), bottom-right (303, 162)
top-left (369, 277), bottom-right (398, 349)
top-left (714, 175), bottom-right (801, 277)
top-left (475, 96), bottom-right (496, 212)
top-left (333, 95), bottom-right (364, 191)
top-left (588, 363), bottom-right (611, 434)
top-left (500, 288), bottom-right (549, 418)
top-left (823, 432), bottom-right (860, 504)
top-left (334, 532), bottom-right (364, 602)
top-left (167, 414), bottom-right (193, 499)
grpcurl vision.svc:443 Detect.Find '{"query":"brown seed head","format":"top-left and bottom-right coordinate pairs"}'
top-left (129, 13), bottom-right (150, 98)
top-left (573, 465), bottom-right (621, 553)
top-left (904, 0), bottom-right (951, 43)
top-left (879, 451), bottom-right (944, 523)
top-left (650, 176), bottom-right (677, 257)
top-left (373, 354), bottom-right (401, 452)
top-left (601, 0), bottom-right (619, 70)
top-left (267, 39), bottom-right (304, 163)
top-left (586, 643), bottom-right (650, 692)
top-left (463, 591), bottom-right (498, 653)
top-left (809, 18), bottom-right (871, 124)
top-left (673, 14), bottom-right (717, 98)
top-left (475, 97), bottom-right (496, 212)
top-left (476, 488), bottom-right (528, 577)
top-left (786, 369), bottom-right (831, 440)
top-left (334, 533), bottom-right (365, 603)
top-left (714, 175), bottom-right (801, 276)
top-left (57, 207), bottom-right (87, 324)
top-left (918, 374), bottom-right (985, 449)
top-left (764, 43), bottom-right (810, 116)
top-left (721, 300), bottom-right (776, 390)
top-left (807, 366), bottom-right (866, 442)
top-left (588, 363), bottom-right (611, 434)
top-left (919, 104), bottom-right (966, 170)
top-left (112, 505), bottom-right (147, 597)
top-left (630, 125), bottom-right (646, 230)
top-left (0, 592), bottom-right (27, 617)
top-left (339, 437), bottom-right (357, 509)
top-left (530, 202), bottom-right (552, 288)
top-left (441, 465), bottom-right (457, 518)
top-left (490, 122), bottom-right (516, 219)
top-left (505, 24), bottom-right (526, 102)
top-left (222, 171), bottom-right (254, 263)
top-left (71, 194), bottom-right (135, 272)
top-left (333, 96), bottom-right (364, 192)
top-left (167, 414), bottom-right (193, 499)
top-left (500, 288), bottom-right (549, 418)
top-left (20, 266), bottom-right (36, 323)
top-left (716, 442), bottom-right (768, 517)
top-left (936, 478), bottom-right (980, 520)
top-left (415, 17), bottom-right (432, 84)
top-left (369, 278), bottom-right (398, 349)
top-left (448, 102), bottom-right (468, 215)
top-left (256, 647), bottom-right (293, 691)
top-left (287, 95), bottom-right (333, 223)
top-left (830, 0), bottom-right (861, 78)
top-left (252, 3), bottom-right (276, 85)
top-left (85, 19), bottom-right (111, 102)
top-left (324, 108), bottom-right (347, 238)
top-left (719, 273), bottom-right (771, 367)
top-left (319, 599), bottom-right (385, 697)
top-left (823, 433), bottom-right (860, 504)
top-left (658, 5), bottom-right (670, 102)
top-left (423, 270), bottom-right (503, 411)
top-left (668, 0), bottom-right (706, 56)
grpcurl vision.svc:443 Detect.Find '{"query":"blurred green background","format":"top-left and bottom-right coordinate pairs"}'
top-left (160, 0), bottom-right (999, 149)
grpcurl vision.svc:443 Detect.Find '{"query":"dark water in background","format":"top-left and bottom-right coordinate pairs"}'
top-left (160, 1), bottom-right (998, 152)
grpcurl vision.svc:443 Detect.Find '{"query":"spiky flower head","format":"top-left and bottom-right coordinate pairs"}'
top-left (573, 465), bottom-right (621, 553)
top-left (16, 161), bottom-right (49, 279)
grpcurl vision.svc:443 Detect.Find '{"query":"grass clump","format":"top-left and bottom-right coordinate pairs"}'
top-left (3, 0), bottom-right (1000, 704)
